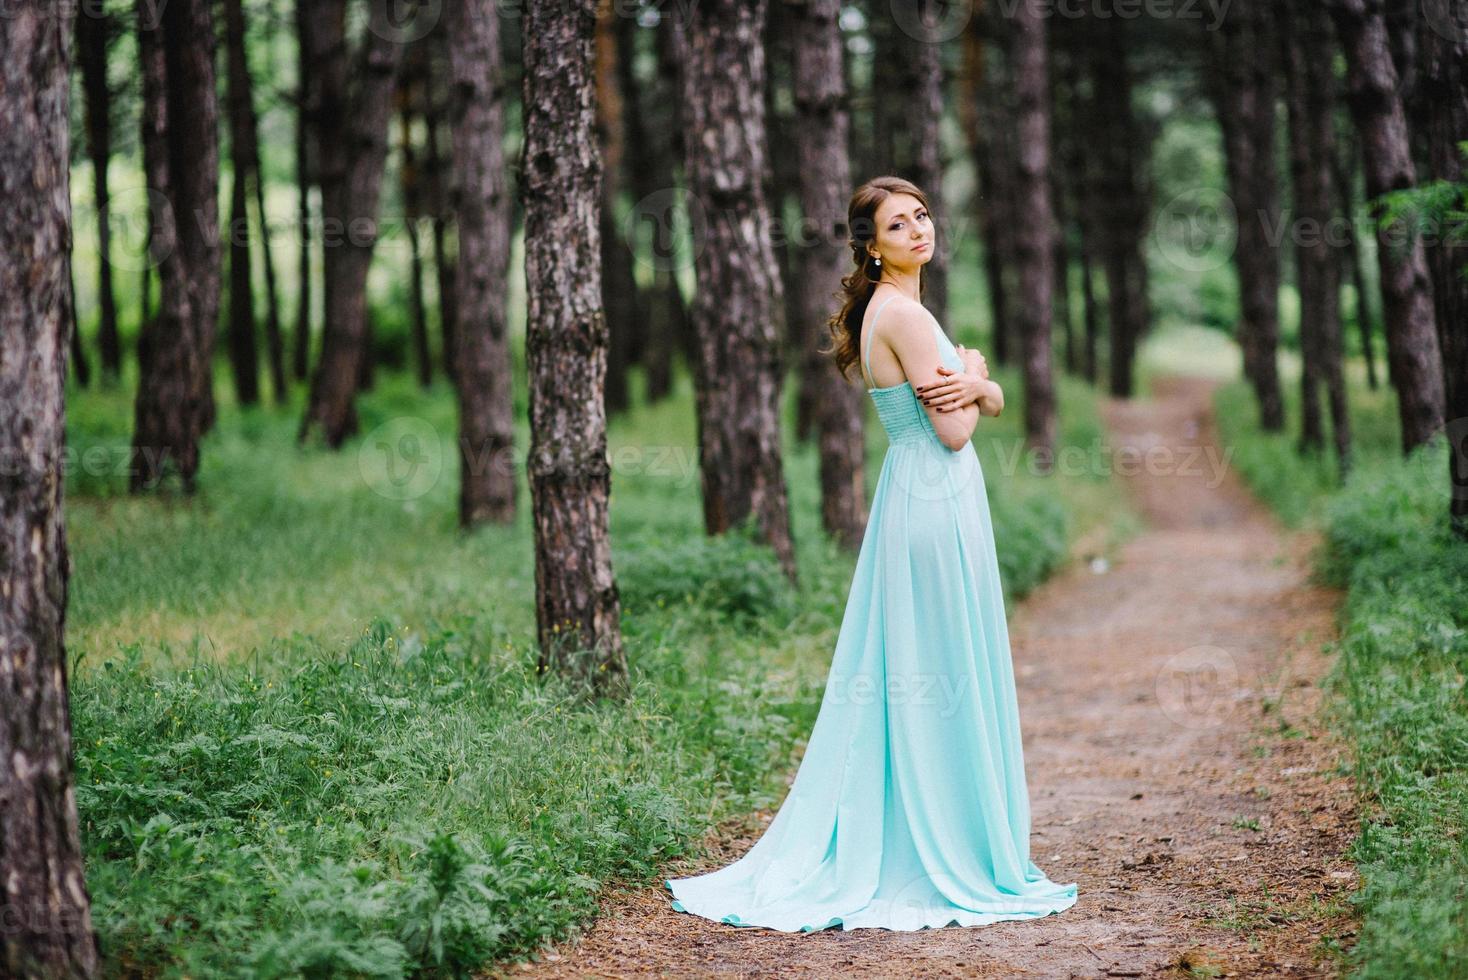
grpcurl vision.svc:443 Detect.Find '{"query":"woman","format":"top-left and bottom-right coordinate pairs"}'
top-left (665, 176), bottom-right (1078, 932)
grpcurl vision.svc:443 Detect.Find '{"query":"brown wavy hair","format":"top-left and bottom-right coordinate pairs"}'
top-left (822, 175), bottom-right (932, 382)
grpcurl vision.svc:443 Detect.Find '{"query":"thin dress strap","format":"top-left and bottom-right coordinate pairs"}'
top-left (863, 293), bottom-right (900, 388)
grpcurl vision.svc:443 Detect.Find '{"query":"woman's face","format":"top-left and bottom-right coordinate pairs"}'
top-left (868, 193), bottom-right (933, 270)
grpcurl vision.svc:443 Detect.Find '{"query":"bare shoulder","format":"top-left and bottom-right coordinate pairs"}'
top-left (875, 298), bottom-right (939, 359)
top-left (875, 296), bottom-right (934, 344)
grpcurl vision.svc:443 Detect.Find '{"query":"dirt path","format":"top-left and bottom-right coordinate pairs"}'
top-left (495, 374), bottom-right (1359, 979)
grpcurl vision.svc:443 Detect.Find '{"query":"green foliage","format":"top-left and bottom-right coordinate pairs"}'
top-left (990, 491), bottom-right (1070, 600)
top-left (1317, 438), bottom-right (1468, 979)
top-left (1218, 377), bottom-right (1468, 978)
top-left (617, 522), bottom-right (798, 626)
top-left (1211, 370), bottom-right (1403, 530)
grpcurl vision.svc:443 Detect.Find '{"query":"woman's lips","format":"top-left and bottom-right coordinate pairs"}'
top-left (913, 242), bottom-right (929, 251)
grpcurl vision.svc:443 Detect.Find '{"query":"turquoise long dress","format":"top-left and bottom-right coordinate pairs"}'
top-left (664, 294), bottom-right (1079, 932)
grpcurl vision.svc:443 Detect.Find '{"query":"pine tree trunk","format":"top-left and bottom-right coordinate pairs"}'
top-left (1051, 165), bottom-right (1075, 375)
top-left (1329, 0), bottom-right (1446, 453)
top-left (396, 47), bottom-right (432, 390)
top-left (1411, 0), bottom-right (1468, 535)
top-left (678, 0), bottom-right (799, 581)
top-left (420, 56), bottom-right (458, 390)
top-left (888, 0), bottom-right (949, 328)
top-left (292, 0), bottom-right (314, 384)
top-left (132, 0), bottom-right (210, 492)
top-left (1088, 20), bottom-right (1148, 398)
top-left (1011, 0), bottom-right (1057, 469)
top-left (967, 14), bottom-right (1017, 367)
top-left (522, 0), bottom-right (628, 695)
top-left (619, 13), bottom-right (681, 404)
top-left (595, 4), bottom-right (637, 417)
top-left (0, 7), bottom-right (102, 972)
top-left (299, 4), bottom-right (407, 448)
top-left (1209, 0), bottom-right (1285, 430)
top-left (1332, 133), bottom-right (1380, 391)
top-left (170, 0), bottom-right (222, 436)
top-left (1051, 19), bottom-right (1103, 385)
top-left (792, 0), bottom-right (868, 550)
top-left (77, 8), bottom-right (121, 383)
top-left (225, 0), bottom-right (260, 408)
top-left (1280, 0), bottom-right (1352, 475)
top-left (450, 0), bottom-right (517, 527)
top-left (765, 0), bottom-right (803, 398)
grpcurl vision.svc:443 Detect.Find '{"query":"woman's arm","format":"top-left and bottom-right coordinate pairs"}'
top-left (880, 305), bottom-right (982, 451)
top-left (914, 345), bottom-right (988, 411)
top-left (975, 378), bottom-right (1004, 417)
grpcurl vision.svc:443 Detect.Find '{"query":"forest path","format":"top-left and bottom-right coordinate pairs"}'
top-left (493, 374), bottom-right (1359, 979)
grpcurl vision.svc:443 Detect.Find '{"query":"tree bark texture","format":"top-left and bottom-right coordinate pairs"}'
top-left (76, 7), bottom-right (122, 383)
top-left (1087, 18), bottom-right (1150, 398)
top-left (224, 0), bottom-right (260, 407)
top-left (1209, 0), bottom-right (1285, 430)
top-left (131, 0), bottom-right (214, 492)
top-left (886, 0), bottom-right (949, 328)
top-left (1411, 0), bottom-right (1468, 534)
top-left (791, 0), bottom-right (869, 550)
top-left (595, 2), bottom-right (638, 417)
top-left (521, 0), bottom-right (628, 696)
top-left (1280, 0), bottom-right (1353, 475)
top-left (0, 5), bottom-right (102, 974)
top-left (677, 0), bottom-right (799, 581)
top-left (1329, 0), bottom-right (1447, 453)
top-left (450, 0), bottom-right (517, 527)
top-left (299, 0), bottom-right (407, 448)
top-left (1011, 0), bottom-right (1057, 469)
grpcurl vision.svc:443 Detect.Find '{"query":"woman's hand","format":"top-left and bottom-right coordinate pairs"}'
top-left (915, 363), bottom-right (987, 412)
top-left (955, 344), bottom-right (989, 379)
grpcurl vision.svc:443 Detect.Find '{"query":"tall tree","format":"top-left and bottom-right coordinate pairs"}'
top-left (1328, 0), bottom-right (1446, 453)
top-left (298, 1), bottom-right (409, 447)
top-left (224, 0), bottom-right (261, 407)
top-left (225, 0), bottom-right (286, 404)
top-left (595, 2), bottom-right (639, 416)
top-left (292, 0), bottom-right (317, 384)
top-left (1051, 18), bottom-right (1104, 386)
top-left (791, 0), bottom-right (868, 549)
top-left (616, 12), bottom-right (684, 404)
top-left (1279, 0), bottom-right (1352, 476)
top-left (396, 42), bottom-right (433, 389)
top-left (76, 6), bottom-right (122, 383)
top-left (522, 0), bottom-right (628, 695)
top-left (1208, 0), bottom-right (1285, 430)
top-left (132, 0), bottom-right (219, 491)
top-left (449, 0), bottom-right (517, 527)
top-left (1087, 17), bottom-right (1151, 398)
top-left (1011, 0), bottom-right (1057, 469)
top-left (887, 0), bottom-right (949, 328)
top-left (676, 0), bottom-right (799, 580)
top-left (171, 0), bottom-right (222, 435)
top-left (1332, 131), bottom-right (1381, 390)
top-left (1410, 0), bottom-right (1468, 534)
top-left (963, 11), bottom-right (1018, 367)
top-left (419, 44), bottom-right (459, 389)
top-left (0, 5), bottom-right (102, 973)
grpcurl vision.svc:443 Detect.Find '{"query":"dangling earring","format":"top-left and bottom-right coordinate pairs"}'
top-left (873, 255), bottom-right (881, 266)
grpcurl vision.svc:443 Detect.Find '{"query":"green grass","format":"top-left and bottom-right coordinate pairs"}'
top-left (66, 336), bottom-right (1131, 975)
top-left (1211, 359), bottom-right (1468, 979)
